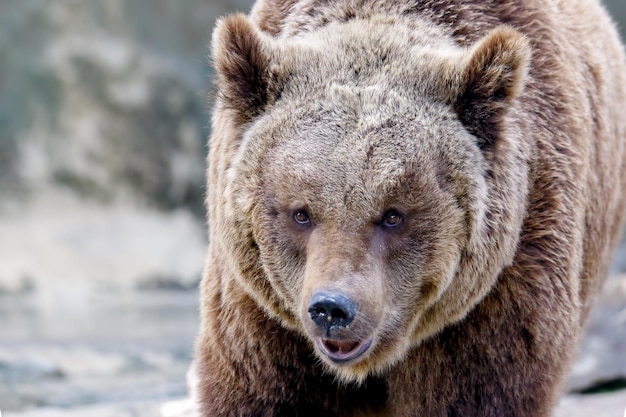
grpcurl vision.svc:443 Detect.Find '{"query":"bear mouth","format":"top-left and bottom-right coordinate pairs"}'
top-left (317, 337), bottom-right (373, 363)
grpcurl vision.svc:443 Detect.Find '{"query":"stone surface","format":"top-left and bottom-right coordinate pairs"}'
top-left (0, 190), bottom-right (205, 293)
top-left (0, 0), bottom-right (256, 212)
top-left (555, 390), bottom-right (626, 417)
top-left (0, 289), bottom-right (199, 413)
top-left (2, 402), bottom-right (160, 417)
top-left (568, 276), bottom-right (626, 392)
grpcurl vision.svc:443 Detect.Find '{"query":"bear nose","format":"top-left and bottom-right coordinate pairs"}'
top-left (308, 292), bottom-right (357, 333)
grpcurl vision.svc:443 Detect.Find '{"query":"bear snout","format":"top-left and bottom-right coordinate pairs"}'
top-left (306, 291), bottom-right (376, 364)
top-left (307, 291), bottom-right (358, 335)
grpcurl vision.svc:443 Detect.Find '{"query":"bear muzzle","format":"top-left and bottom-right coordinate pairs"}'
top-left (306, 291), bottom-right (374, 363)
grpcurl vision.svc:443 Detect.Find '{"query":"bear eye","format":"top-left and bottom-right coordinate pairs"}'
top-left (381, 210), bottom-right (403, 227)
top-left (293, 209), bottom-right (311, 226)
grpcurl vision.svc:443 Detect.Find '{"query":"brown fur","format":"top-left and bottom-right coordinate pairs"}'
top-left (196, 1), bottom-right (626, 416)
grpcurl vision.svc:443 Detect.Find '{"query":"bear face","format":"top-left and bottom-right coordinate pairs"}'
top-left (252, 97), bottom-right (476, 379)
top-left (212, 14), bottom-right (531, 381)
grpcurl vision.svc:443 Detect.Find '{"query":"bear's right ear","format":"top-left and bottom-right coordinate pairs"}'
top-left (212, 14), bottom-right (277, 124)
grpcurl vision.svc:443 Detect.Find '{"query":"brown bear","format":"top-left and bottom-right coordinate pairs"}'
top-left (195, 0), bottom-right (626, 416)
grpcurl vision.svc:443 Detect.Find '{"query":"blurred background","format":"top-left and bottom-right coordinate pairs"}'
top-left (0, 1), bottom-right (625, 416)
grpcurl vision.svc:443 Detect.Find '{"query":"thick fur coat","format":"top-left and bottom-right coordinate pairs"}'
top-left (195, 1), bottom-right (626, 416)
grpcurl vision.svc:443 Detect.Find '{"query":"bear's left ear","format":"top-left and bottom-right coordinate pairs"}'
top-left (212, 14), bottom-right (279, 124)
top-left (454, 27), bottom-right (531, 148)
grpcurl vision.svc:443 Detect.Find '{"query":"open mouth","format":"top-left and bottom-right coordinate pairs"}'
top-left (317, 337), bottom-right (373, 363)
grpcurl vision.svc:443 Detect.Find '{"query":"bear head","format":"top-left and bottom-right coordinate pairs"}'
top-left (211, 13), bottom-right (531, 381)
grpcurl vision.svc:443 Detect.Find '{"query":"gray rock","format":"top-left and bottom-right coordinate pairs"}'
top-left (0, 0), bottom-right (255, 212)
top-left (554, 390), bottom-right (626, 417)
top-left (568, 276), bottom-right (626, 392)
top-left (2, 401), bottom-right (161, 417)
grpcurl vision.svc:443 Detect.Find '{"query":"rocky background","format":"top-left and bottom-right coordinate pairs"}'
top-left (0, 1), bottom-right (625, 416)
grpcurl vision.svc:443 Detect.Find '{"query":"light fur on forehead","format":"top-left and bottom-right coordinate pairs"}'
top-left (328, 84), bottom-right (410, 112)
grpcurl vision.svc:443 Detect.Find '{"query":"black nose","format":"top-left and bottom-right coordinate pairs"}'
top-left (308, 292), bottom-right (357, 333)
